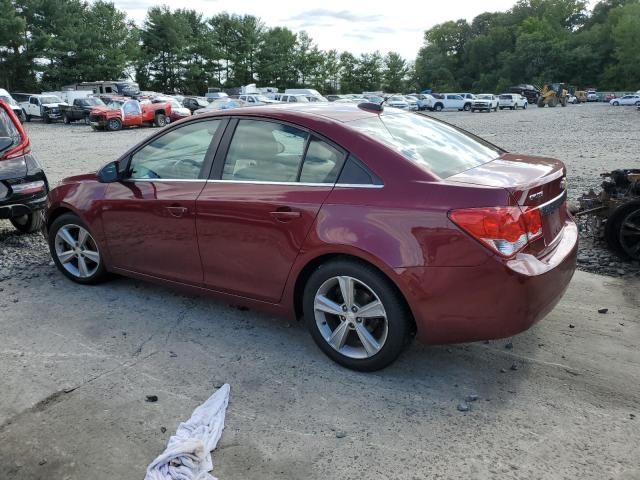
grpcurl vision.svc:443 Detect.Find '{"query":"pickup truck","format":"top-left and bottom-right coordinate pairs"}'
top-left (88, 97), bottom-right (172, 131)
top-left (13, 93), bottom-right (68, 123)
top-left (432, 94), bottom-right (472, 112)
top-left (61, 97), bottom-right (106, 124)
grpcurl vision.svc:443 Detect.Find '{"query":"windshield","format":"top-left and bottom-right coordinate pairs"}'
top-left (477, 95), bottom-right (492, 100)
top-left (83, 98), bottom-right (104, 106)
top-left (107, 101), bottom-right (124, 109)
top-left (255, 95), bottom-right (271, 102)
top-left (41, 96), bottom-right (62, 104)
top-left (389, 96), bottom-right (405, 102)
top-left (348, 112), bottom-right (502, 178)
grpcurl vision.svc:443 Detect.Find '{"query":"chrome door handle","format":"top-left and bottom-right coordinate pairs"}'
top-left (270, 208), bottom-right (301, 222)
top-left (166, 206), bottom-right (188, 218)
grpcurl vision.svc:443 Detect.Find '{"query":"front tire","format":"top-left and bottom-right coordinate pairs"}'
top-left (303, 259), bottom-right (412, 371)
top-left (463, 103), bottom-right (471, 111)
top-left (48, 213), bottom-right (107, 284)
top-left (106, 117), bottom-right (122, 131)
top-left (63, 114), bottom-right (71, 124)
top-left (10, 210), bottom-right (44, 234)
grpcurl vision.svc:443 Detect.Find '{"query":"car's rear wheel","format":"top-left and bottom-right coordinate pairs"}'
top-left (154, 113), bottom-right (167, 127)
top-left (434, 104), bottom-right (443, 112)
top-left (106, 118), bottom-right (122, 131)
top-left (463, 103), bottom-right (471, 111)
top-left (10, 210), bottom-right (44, 234)
top-left (48, 213), bottom-right (107, 284)
top-left (303, 259), bottom-right (411, 371)
top-left (84, 115), bottom-right (91, 125)
top-left (63, 114), bottom-right (70, 124)
top-left (23, 110), bottom-right (30, 122)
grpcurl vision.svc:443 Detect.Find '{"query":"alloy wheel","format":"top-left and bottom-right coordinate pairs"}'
top-left (314, 275), bottom-right (388, 359)
top-left (54, 224), bottom-right (101, 278)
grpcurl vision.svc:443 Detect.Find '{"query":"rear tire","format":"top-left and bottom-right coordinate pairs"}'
top-left (434, 104), bottom-right (443, 112)
top-left (303, 259), bottom-right (412, 371)
top-left (10, 210), bottom-right (44, 234)
top-left (154, 113), bottom-right (167, 127)
top-left (463, 103), bottom-right (471, 111)
top-left (23, 110), bottom-right (30, 122)
top-left (63, 114), bottom-right (70, 124)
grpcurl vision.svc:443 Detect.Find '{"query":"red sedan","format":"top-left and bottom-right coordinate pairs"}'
top-left (46, 103), bottom-right (577, 371)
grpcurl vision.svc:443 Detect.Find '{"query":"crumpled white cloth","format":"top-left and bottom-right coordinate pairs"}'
top-left (145, 384), bottom-right (231, 480)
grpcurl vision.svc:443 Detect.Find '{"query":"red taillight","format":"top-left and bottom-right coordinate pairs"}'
top-left (0, 100), bottom-right (30, 161)
top-left (449, 206), bottom-right (543, 258)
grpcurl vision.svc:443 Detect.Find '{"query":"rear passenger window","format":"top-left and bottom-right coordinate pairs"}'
top-left (222, 120), bottom-right (308, 182)
top-left (300, 138), bottom-right (345, 184)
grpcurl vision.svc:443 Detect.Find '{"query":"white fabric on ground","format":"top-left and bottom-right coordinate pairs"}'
top-left (144, 384), bottom-right (231, 480)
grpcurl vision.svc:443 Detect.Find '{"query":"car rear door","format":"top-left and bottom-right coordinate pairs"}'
top-left (100, 118), bottom-right (227, 285)
top-left (195, 118), bottom-right (346, 302)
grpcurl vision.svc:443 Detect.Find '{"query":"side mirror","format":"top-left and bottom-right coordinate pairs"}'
top-left (97, 160), bottom-right (122, 183)
top-left (0, 137), bottom-right (14, 153)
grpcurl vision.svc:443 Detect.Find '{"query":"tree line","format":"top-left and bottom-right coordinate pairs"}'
top-left (0, 0), bottom-right (638, 96)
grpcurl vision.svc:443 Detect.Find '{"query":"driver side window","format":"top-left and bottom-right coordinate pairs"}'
top-left (128, 120), bottom-right (222, 180)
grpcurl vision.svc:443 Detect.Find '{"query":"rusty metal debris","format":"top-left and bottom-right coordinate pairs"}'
top-left (574, 169), bottom-right (640, 260)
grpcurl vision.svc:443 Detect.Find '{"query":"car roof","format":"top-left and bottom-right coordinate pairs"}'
top-left (191, 102), bottom-right (402, 124)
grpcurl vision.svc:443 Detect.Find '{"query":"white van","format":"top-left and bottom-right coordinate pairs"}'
top-left (284, 88), bottom-right (326, 102)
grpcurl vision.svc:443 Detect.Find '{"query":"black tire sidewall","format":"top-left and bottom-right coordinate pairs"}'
top-left (605, 201), bottom-right (640, 260)
top-left (302, 259), bottom-right (410, 371)
top-left (10, 210), bottom-right (44, 234)
top-left (48, 213), bottom-right (107, 284)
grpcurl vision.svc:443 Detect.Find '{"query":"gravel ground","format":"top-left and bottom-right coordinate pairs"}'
top-left (2, 102), bottom-right (639, 281)
top-left (1, 105), bottom-right (639, 479)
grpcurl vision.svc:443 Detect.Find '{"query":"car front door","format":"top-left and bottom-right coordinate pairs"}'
top-left (122, 100), bottom-right (142, 127)
top-left (28, 97), bottom-right (39, 117)
top-left (196, 118), bottom-right (346, 302)
top-left (100, 118), bottom-right (226, 284)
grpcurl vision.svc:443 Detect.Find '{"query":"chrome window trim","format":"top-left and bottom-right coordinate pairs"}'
top-left (121, 178), bottom-right (383, 188)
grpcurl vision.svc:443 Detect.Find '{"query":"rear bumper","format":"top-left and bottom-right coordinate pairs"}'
top-left (396, 221), bottom-right (578, 344)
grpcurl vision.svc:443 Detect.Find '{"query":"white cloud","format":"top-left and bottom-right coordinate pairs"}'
top-left (109, 0), bottom-right (522, 59)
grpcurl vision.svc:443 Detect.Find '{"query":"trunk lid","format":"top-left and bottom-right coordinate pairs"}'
top-left (448, 153), bottom-right (568, 254)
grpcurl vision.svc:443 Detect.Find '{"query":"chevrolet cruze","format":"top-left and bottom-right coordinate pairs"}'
top-left (46, 103), bottom-right (578, 370)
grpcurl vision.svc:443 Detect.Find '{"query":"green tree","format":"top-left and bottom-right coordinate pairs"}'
top-left (382, 51), bottom-right (407, 92)
top-left (140, 6), bottom-right (190, 92)
top-left (255, 26), bottom-right (297, 90)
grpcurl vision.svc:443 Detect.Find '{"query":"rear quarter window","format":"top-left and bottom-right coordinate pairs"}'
top-left (348, 113), bottom-right (502, 179)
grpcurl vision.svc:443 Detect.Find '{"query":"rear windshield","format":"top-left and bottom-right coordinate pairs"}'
top-left (348, 112), bottom-right (502, 178)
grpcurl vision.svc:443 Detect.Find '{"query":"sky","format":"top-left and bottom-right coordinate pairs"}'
top-left (111, 0), bottom-right (520, 59)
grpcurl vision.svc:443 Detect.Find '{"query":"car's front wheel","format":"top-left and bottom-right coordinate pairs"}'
top-left (48, 213), bottom-right (107, 284)
top-left (106, 118), bottom-right (122, 131)
top-left (303, 259), bottom-right (412, 371)
top-left (10, 210), bottom-right (44, 234)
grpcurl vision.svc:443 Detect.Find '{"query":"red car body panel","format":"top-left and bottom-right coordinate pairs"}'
top-left (46, 104), bottom-right (578, 345)
top-left (196, 182), bottom-right (333, 302)
top-left (101, 181), bottom-right (206, 284)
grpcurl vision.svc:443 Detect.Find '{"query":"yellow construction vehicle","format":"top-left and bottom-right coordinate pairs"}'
top-left (537, 83), bottom-right (569, 107)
